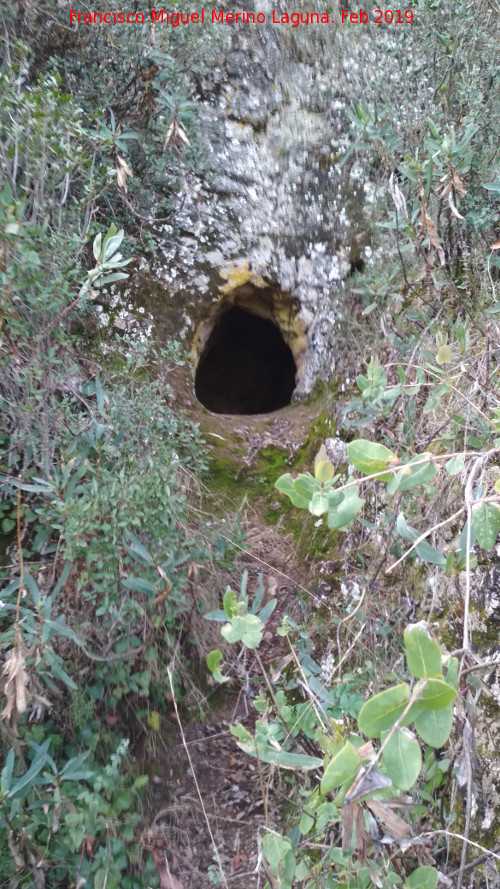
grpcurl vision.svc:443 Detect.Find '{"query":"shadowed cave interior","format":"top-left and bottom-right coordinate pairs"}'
top-left (194, 306), bottom-right (297, 415)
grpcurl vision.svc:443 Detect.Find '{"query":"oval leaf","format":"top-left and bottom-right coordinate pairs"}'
top-left (418, 678), bottom-right (457, 711)
top-left (347, 440), bottom-right (398, 482)
top-left (414, 704), bottom-right (453, 747)
top-left (445, 454), bottom-right (465, 476)
top-left (436, 345), bottom-right (451, 365)
top-left (405, 866), bottom-right (438, 889)
top-left (321, 741), bottom-right (361, 794)
top-left (358, 683), bottom-right (410, 738)
top-left (390, 455), bottom-right (438, 492)
top-left (472, 502), bottom-right (500, 550)
top-left (382, 728), bottom-right (421, 790)
top-left (404, 624), bottom-right (442, 679)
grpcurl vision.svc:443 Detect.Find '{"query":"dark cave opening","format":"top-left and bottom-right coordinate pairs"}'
top-left (194, 306), bottom-right (297, 415)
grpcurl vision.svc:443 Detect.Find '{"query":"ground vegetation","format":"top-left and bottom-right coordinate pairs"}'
top-left (0, 1), bottom-right (499, 887)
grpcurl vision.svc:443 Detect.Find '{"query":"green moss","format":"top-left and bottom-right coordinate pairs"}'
top-left (294, 410), bottom-right (337, 472)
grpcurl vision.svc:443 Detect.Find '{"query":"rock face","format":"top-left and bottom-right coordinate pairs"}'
top-left (110, 11), bottom-right (370, 405)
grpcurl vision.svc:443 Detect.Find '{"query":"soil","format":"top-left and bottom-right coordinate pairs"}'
top-left (136, 523), bottom-right (314, 889)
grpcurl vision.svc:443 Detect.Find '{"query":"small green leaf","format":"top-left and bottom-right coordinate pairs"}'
top-left (347, 440), bottom-right (398, 482)
top-left (445, 454), bottom-right (465, 475)
top-left (223, 588), bottom-right (238, 617)
top-left (444, 656), bottom-right (459, 689)
top-left (293, 474), bottom-right (320, 508)
top-left (93, 231), bottom-right (102, 260)
top-left (382, 728), bottom-right (421, 790)
top-left (418, 678), bottom-right (457, 710)
top-left (275, 473), bottom-right (318, 509)
top-left (133, 774), bottom-right (149, 790)
top-left (256, 749), bottom-right (323, 769)
top-left (315, 461), bottom-right (335, 482)
top-left (358, 683), bottom-right (410, 738)
top-left (124, 531), bottom-right (153, 564)
top-left (404, 865), bottom-right (438, 889)
top-left (327, 486), bottom-right (365, 530)
top-left (404, 624), bottom-right (442, 678)
top-left (221, 613), bottom-right (263, 649)
top-left (472, 502), bottom-right (500, 550)
top-left (263, 833), bottom-right (293, 870)
top-left (1, 517), bottom-right (15, 533)
top-left (414, 704), bottom-right (453, 747)
top-left (206, 650), bottom-right (230, 683)
top-left (321, 741), bottom-right (361, 794)
top-left (309, 490), bottom-right (329, 516)
top-left (122, 577), bottom-right (156, 595)
top-left (147, 711), bottom-right (160, 731)
top-left (389, 454), bottom-right (438, 492)
top-left (300, 812), bottom-right (315, 834)
top-left (422, 383), bottom-right (450, 415)
top-left (315, 445), bottom-right (335, 480)
top-left (203, 609), bottom-right (228, 622)
top-left (436, 345), bottom-right (451, 365)
top-left (1, 749), bottom-right (15, 795)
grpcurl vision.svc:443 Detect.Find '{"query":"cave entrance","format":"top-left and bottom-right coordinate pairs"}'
top-left (194, 305), bottom-right (297, 415)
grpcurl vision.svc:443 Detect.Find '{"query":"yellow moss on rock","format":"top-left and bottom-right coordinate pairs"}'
top-left (219, 262), bottom-right (267, 295)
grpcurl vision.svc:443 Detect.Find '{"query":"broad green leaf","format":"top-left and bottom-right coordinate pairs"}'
top-left (309, 490), bottom-right (329, 516)
top-left (415, 541), bottom-right (446, 567)
top-left (404, 624), bottom-right (442, 678)
top-left (358, 683), bottom-right (410, 738)
top-left (203, 609), bottom-right (228, 622)
top-left (275, 473), bottom-right (317, 509)
top-left (275, 473), bottom-right (296, 501)
top-left (347, 440), bottom-right (398, 482)
top-left (382, 728), bottom-right (421, 790)
top-left (418, 678), bottom-right (457, 710)
top-left (315, 461), bottom-right (335, 482)
top-left (389, 454), bottom-right (438, 493)
top-left (321, 741), bottom-right (361, 793)
top-left (95, 869), bottom-right (118, 889)
top-left (103, 229), bottom-right (124, 259)
top-left (221, 613), bottom-right (263, 648)
top-left (472, 502), bottom-right (500, 550)
top-left (327, 487), bottom-right (365, 530)
top-left (263, 833), bottom-right (293, 870)
top-left (445, 454), bottom-right (465, 475)
top-left (414, 704), bottom-right (453, 747)
top-left (293, 474), bottom-right (320, 507)
top-left (300, 812), bottom-right (314, 834)
top-left (405, 865), bottom-right (438, 889)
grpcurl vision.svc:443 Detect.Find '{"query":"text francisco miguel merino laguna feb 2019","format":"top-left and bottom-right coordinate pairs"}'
top-left (69, 8), bottom-right (415, 26)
